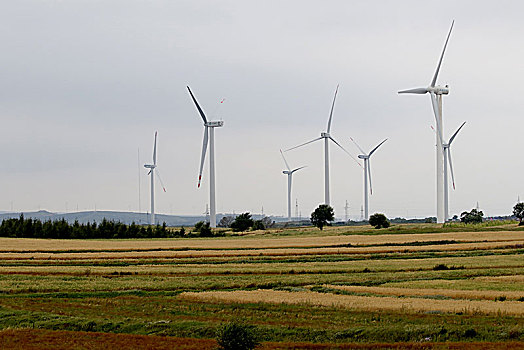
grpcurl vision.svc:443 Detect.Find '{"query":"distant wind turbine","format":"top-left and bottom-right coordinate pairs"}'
top-left (143, 131), bottom-right (166, 225)
top-left (398, 20), bottom-right (455, 223)
top-left (285, 85), bottom-right (360, 206)
top-left (187, 86), bottom-right (224, 228)
top-left (442, 122), bottom-right (466, 221)
top-left (280, 150), bottom-right (306, 221)
top-left (350, 137), bottom-right (387, 220)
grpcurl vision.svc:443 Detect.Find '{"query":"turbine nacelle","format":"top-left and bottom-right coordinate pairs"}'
top-left (358, 155), bottom-right (368, 160)
top-left (320, 132), bottom-right (330, 138)
top-left (144, 164), bottom-right (155, 169)
top-left (205, 121), bottom-right (224, 128)
top-left (429, 85), bottom-right (449, 95)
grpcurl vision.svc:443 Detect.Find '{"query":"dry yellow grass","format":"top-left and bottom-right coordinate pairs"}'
top-left (179, 289), bottom-right (524, 315)
top-left (321, 284), bottom-right (524, 301)
top-left (0, 240), bottom-right (522, 260)
top-left (0, 231), bottom-right (522, 252)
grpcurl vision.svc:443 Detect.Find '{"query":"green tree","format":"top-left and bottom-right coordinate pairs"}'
top-left (216, 322), bottom-right (260, 350)
top-left (231, 213), bottom-right (254, 232)
top-left (194, 221), bottom-right (213, 237)
top-left (310, 204), bottom-right (334, 230)
top-left (513, 202), bottom-right (524, 226)
top-left (460, 208), bottom-right (484, 224)
top-left (369, 213), bottom-right (390, 229)
top-left (218, 216), bottom-right (234, 228)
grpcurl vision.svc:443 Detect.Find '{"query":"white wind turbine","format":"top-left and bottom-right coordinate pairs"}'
top-left (398, 21), bottom-right (454, 223)
top-left (187, 86), bottom-right (224, 228)
top-left (441, 121), bottom-right (466, 221)
top-left (143, 131), bottom-right (166, 225)
top-left (349, 137), bottom-right (387, 220)
top-left (280, 150), bottom-right (306, 221)
top-left (285, 85), bottom-right (360, 206)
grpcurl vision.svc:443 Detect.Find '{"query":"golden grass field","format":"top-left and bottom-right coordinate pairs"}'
top-left (0, 224), bottom-right (523, 348)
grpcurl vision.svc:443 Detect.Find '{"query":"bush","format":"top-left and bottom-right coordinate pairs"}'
top-left (252, 220), bottom-right (265, 231)
top-left (218, 216), bottom-right (234, 228)
top-left (460, 209), bottom-right (483, 224)
top-left (231, 213), bottom-right (254, 232)
top-left (216, 322), bottom-right (260, 350)
top-left (369, 213), bottom-right (390, 229)
top-left (193, 221), bottom-right (212, 237)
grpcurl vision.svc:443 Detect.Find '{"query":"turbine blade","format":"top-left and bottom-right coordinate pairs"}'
top-left (398, 87), bottom-right (428, 94)
top-left (198, 127), bottom-right (209, 188)
top-left (329, 136), bottom-right (362, 168)
top-left (349, 136), bottom-right (366, 154)
top-left (187, 86), bottom-right (208, 124)
top-left (368, 138), bottom-right (388, 157)
top-left (368, 159), bottom-right (373, 195)
top-left (448, 148), bottom-right (456, 190)
top-left (280, 149), bottom-right (291, 171)
top-left (326, 84), bottom-right (339, 133)
top-left (153, 131), bottom-right (157, 165)
top-left (430, 20), bottom-right (454, 87)
top-left (290, 165), bottom-right (307, 174)
top-left (284, 137), bottom-right (322, 152)
top-left (430, 93), bottom-right (445, 146)
top-left (156, 168), bottom-right (167, 192)
top-left (147, 169), bottom-right (152, 175)
top-left (448, 121), bottom-right (466, 145)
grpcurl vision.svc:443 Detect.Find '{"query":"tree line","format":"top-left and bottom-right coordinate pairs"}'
top-left (0, 214), bottom-right (171, 239)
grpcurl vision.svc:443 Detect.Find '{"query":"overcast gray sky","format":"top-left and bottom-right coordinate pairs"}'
top-left (1, 1), bottom-right (522, 219)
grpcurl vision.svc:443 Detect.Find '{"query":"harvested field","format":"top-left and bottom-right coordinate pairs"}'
top-left (180, 289), bottom-right (524, 315)
top-left (0, 225), bottom-right (522, 346)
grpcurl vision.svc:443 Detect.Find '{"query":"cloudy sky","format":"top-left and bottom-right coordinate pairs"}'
top-left (1, 1), bottom-right (522, 219)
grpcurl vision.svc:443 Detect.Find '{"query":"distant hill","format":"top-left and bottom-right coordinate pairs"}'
top-left (0, 210), bottom-right (287, 227)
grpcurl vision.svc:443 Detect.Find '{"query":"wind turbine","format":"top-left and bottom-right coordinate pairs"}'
top-left (285, 85), bottom-right (360, 206)
top-left (187, 86), bottom-right (224, 228)
top-left (280, 150), bottom-right (306, 221)
top-left (442, 121), bottom-right (466, 221)
top-left (143, 131), bottom-right (166, 225)
top-left (350, 137), bottom-right (387, 220)
top-left (398, 21), bottom-right (454, 223)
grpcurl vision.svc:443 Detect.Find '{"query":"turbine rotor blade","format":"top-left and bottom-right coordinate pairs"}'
top-left (147, 169), bottom-right (152, 175)
top-left (449, 121), bottom-right (466, 145)
top-left (156, 168), bottom-right (167, 192)
top-left (280, 149), bottom-right (291, 171)
top-left (290, 165), bottom-right (307, 174)
top-left (368, 159), bottom-right (373, 195)
top-left (198, 127), bottom-right (209, 188)
top-left (430, 93), bottom-right (445, 146)
top-left (369, 138), bottom-right (388, 157)
top-left (327, 84), bottom-right (339, 133)
top-left (448, 148), bottom-right (456, 190)
top-left (153, 131), bottom-right (158, 165)
top-left (398, 87), bottom-right (428, 94)
top-left (284, 137), bottom-right (322, 152)
top-left (349, 136), bottom-right (366, 154)
top-left (329, 136), bottom-right (362, 168)
top-left (431, 20), bottom-right (454, 87)
top-left (187, 86), bottom-right (208, 124)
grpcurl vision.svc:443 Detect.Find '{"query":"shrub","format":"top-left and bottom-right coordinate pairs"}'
top-left (460, 209), bottom-right (483, 224)
top-left (252, 220), bottom-right (265, 231)
top-left (193, 221), bottom-right (212, 237)
top-left (216, 322), bottom-right (260, 350)
top-left (368, 213), bottom-right (390, 229)
top-left (231, 213), bottom-right (254, 232)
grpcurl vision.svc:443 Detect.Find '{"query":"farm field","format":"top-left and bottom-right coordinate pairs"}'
top-left (0, 223), bottom-right (523, 349)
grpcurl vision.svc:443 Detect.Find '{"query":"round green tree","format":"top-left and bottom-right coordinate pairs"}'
top-left (368, 213), bottom-right (390, 229)
top-left (310, 204), bottom-right (334, 230)
top-left (513, 202), bottom-right (524, 226)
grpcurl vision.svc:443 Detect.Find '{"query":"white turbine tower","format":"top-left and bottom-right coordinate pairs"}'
top-left (398, 21), bottom-right (454, 223)
top-left (349, 138), bottom-right (387, 220)
top-left (187, 86), bottom-right (224, 228)
top-left (442, 121), bottom-right (466, 221)
top-left (285, 85), bottom-right (360, 206)
top-left (144, 131), bottom-right (166, 225)
top-left (280, 150), bottom-right (306, 221)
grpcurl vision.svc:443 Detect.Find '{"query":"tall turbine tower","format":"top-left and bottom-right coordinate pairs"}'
top-left (187, 86), bottom-right (224, 228)
top-left (285, 85), bottom-right (360, 206)
top-left (280, 150), bottom-right (306, 221)
top-left (350, 138), bottom-right (387, 220)
top-left (144, 131), bottom-right (166, 225)
top-left (398, 21), bottom-right (454, 223)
